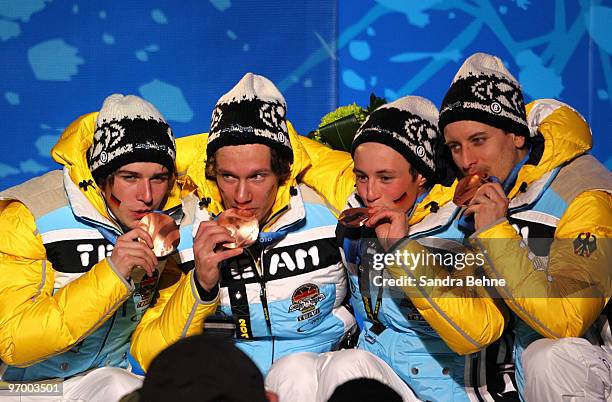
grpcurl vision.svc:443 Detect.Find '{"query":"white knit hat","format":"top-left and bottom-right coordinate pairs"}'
top-left (352, 96), bottom-right (445, 184)
top-left (87, 94), bottom-right (176, 183)
top-left (207, 73), bottom-right (292, 162)
top-left (439, 52), bottom-right (531, 138)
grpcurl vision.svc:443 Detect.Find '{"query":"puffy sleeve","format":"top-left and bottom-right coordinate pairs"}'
top-left (0, 201), bottom-right (132, 366)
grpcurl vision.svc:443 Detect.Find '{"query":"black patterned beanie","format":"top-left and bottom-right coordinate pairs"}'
top-left (439, 52), bottom-right (531, 138)
top-left (351, 96), bottom-right (445, 185)
top-left (87, 94), bottom-right (176, 184)
top-left (207, 73), bottom-right (293, 163)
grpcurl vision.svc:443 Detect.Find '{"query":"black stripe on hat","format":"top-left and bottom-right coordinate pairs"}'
top-left (352, 107), bottom-right (438, 184)
top-left (88, 118), bottom-right (175, 183)
top-left (439, 73), bottom-right (530, 138)
top-left (207, 98), bottom-right (292, 162)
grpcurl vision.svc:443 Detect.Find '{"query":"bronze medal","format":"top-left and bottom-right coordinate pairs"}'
top-left (139, 212), bottom-right (180, 257)
top-left (218, 209), bottom-right (259, 249)
top-left (338, 207), bottom-right (371, 228)
top-left (453, 172), bottom-right (489, 207)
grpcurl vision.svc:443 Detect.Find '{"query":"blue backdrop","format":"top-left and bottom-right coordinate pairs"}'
top-left (1, 0), bottom-right (610, 190)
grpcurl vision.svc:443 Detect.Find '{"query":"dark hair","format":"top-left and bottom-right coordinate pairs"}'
top-left (408, 165), bottom-right (419, 181)
top-left (496, 129), bottom-right (531, 150)
top-left (328, 379), bottom-right (402, 402)
top-left (139, 334), bottom-right (268, 402)
top-left (408, 165), bottom-right (434, 191)
top-left (205, 146), bottom-right (292, 185)
top-left (96, 173), bottom-right (115, 189)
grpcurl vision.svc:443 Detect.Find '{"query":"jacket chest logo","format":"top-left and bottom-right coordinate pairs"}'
top-left (288, 283), bottom-right (326, 321)
top-left (573, 232), bottom-right (597, 257)
top-left (268, 245), bottom-right (320, 276)
top-left (263, 236), bottom-right (342, 279)
top-left (225, 255), bottom-right (257, 282)
top-left (76, 242), bottom-right (114, 267)
top-left (45, 238), bottom-right (113, 273)
top-left (219, 237), bottom-right (340, 285)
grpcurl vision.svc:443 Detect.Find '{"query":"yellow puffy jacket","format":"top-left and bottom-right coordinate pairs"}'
top-left (472, 99), bottom-right (612, 339)
top-left (130, 121), bottom-right (329, 371)
top-left (0, 113), bottom-right (216, 377)
top-left (295, 132), bottom-right (507, 355)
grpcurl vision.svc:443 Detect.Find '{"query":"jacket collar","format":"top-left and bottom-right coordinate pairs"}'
top-left (508, 99), bottom-right (592, 200)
